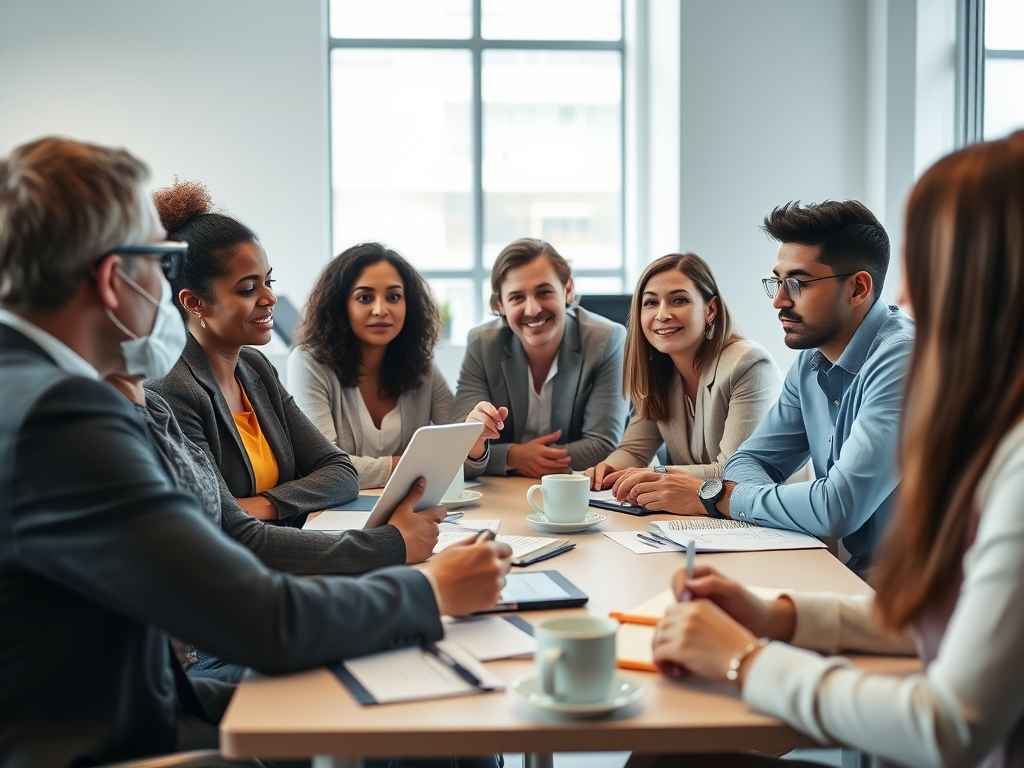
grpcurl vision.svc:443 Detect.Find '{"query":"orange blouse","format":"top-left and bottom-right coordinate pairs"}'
top-left (232, 384), bottom-right (280, 493)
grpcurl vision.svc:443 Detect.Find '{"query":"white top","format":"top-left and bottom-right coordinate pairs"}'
top-left (0, 308), bottom-right (99, 379)
top-left (521, 357), bottom-right (559, 443)
top-left (743, 418), bottom-right (1024, 768)
top-left (355, 393), bottom-right (402, 458)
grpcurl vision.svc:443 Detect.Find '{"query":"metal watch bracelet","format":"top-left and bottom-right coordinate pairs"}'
top-left (726, 637), bottom-right (769, 683)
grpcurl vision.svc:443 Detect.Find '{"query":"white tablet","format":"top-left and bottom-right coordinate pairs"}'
top-left (363, 422), bottom-right (485, 529)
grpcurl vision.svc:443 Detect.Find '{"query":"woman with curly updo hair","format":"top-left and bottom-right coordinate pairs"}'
top-left (145, 181), bottom-right (441, 559)
top-left (289, 242), bottom-right (490, 489)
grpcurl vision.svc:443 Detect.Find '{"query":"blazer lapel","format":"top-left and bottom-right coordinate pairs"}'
top-left (181, 335), bottom-right (254, 488)
top-left (500, 336), bottom-right (530, 443)
top-left (692, 354), bottom-right (721, 462)
top-left (552, 311), bottom-right (583, 436)
top-left (235, 355), bottom-right (291, 479)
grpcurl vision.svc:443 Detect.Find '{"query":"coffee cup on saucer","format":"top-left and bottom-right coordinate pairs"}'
top-left (535, 616), bottom-right (618, 705)
top-left (525, 474), bottom-right (590, 524)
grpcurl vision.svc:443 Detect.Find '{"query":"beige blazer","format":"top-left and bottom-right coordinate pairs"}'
top-left (603, 338), bottom-right (781, 481)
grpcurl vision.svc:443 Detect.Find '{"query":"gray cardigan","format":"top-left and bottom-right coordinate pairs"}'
top-left (452, 307), bottom-right (629, 477)
top-left (287, 349), bottom-right (454, 489)
top-left (148, 334), bottom-right (361, 522)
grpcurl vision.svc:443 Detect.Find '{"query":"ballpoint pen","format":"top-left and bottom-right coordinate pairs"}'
top-left (474, 528), bottom-right (496, 543)
top-left (635, 532), bottom-right (664, 548)
top-left (424, 643), bottom-right (487, 689)
top-left (681, 539), bottom-right (696, 602)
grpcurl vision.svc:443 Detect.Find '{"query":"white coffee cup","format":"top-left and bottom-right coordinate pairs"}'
top-left (526, 474), bottom-right (590, 523)
top-left (535, 616), bottom-right (618, 704)
top-left (442, 464), bottom-right (465, 503)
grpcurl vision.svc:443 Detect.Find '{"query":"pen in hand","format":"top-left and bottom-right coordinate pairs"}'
top-left (474, 528), bottom-right (496, 544)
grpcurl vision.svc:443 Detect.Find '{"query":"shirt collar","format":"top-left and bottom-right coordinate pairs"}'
top-left (0, 308), bottom-right (100, 379)
top-left (807, 299), bottom-right (889, 375)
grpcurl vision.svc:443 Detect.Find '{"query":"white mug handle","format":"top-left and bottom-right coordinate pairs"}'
top-left (539, 646), bottom-right (563, 700)
top-left (526, 484), bottom-right (545, 516)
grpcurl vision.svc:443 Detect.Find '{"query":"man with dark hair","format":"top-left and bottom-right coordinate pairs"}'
top-left (614, 200), bottom-right (913, 575)
top-left (0, 136), bottom-right (511, 766)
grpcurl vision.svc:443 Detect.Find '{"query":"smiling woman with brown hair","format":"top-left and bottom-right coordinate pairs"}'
top-left (584, 252), bottom-right (780, 507)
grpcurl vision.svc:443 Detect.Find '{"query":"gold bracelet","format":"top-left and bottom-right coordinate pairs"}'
top-left (726, 637), bottom-right (769, 682)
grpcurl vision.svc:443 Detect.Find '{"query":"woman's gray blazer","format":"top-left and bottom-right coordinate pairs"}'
top-left (287, 348), bottom-right (454, 489)
top-left (145, 336), bottom-right (408, 570)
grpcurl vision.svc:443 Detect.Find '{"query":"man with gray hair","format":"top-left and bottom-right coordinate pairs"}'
top-left (0, 137), bottom-right (511, 766)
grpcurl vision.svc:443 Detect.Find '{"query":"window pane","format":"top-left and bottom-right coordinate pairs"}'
top-left (482, 50), bottom-right (622, 271)
top-left (984, 59), bottom-right (1024, 139)
top-left (428, 278), bottom-right (476, 345)
top-left (482, 0), bottom-right (621, 41)
top-left (574, 276), bottom-right (625, 295)
top-left (330, 0), bottom-right (471, 39)
top-left (331, 50), bottom-right (473, 271)
top-left (985, 0), bottom-right (1024, 50)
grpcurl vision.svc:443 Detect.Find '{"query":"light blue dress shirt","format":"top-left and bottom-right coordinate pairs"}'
top-left (723, 299), bottom-right (914, 574)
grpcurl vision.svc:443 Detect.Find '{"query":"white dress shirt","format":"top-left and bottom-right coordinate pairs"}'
top-left (521, 357), bottom-right (559, 443)
top-left (0, 308), bottom-right (99, 379)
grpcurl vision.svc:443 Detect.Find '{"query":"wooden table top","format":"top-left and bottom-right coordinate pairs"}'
top-left (220, 475), bottom-right (914, 760)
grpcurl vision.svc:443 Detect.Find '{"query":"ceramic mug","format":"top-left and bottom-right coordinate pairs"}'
top-left (442, 464), bottom-right (465, 503)
top-left (525, 474), bottom-right (590, 523)
top-left (535, 616), bottom-right (618, 704)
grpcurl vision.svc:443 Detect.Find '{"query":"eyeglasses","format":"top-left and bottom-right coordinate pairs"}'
top-left (761, 273), bottom-right (854, 300)
top-left (95, 242), bottom-right (188, 280)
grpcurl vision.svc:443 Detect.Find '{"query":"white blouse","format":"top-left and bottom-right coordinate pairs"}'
top-left (355, 393), bottom-right (402, 458)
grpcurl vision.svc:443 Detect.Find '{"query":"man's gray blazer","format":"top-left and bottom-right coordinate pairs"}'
top-left (452, 307), bottom-right (628, 476)
top-left (0, 325), bottom-right (441, 768)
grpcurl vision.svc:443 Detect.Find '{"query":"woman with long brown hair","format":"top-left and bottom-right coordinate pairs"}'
top-left (584, 253), bottom-right (780, 511)
top-left (642, 132), bottom-right (1024, 767)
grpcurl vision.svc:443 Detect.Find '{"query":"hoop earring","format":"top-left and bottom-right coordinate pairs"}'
top-left (705, 322), bottom-right (715, 340)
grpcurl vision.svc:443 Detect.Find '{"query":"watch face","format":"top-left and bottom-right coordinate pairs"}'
top-left (699, 477), bottom-right (724, 500)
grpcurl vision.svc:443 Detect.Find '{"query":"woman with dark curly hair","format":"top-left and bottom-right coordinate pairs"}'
top-left (288, 242), bottom-right (493, 489)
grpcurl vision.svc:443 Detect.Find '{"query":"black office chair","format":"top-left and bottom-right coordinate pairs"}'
top-left (577, 294), bottom-right (632, 328)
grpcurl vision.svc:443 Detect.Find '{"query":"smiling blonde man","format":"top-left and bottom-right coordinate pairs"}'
top-left (453, 238), bottom-right (628, 478)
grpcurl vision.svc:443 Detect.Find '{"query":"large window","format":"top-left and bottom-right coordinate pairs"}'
top-left (984, 0), bottom-right (1024, 139)
top-left (329, 0), bottom-right (624, 343)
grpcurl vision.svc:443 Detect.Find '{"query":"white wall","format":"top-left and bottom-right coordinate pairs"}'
top-left (673, 0), bottom-right (869, 371)
top-left (0, 0), bottom-right (332, 315)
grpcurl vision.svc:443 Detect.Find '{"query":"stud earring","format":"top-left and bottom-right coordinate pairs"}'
top-left (705, 322), bottom-right (715, 340)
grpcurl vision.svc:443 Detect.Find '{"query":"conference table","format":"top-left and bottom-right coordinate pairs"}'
top-left (219, 476), bottom-right (915, 768)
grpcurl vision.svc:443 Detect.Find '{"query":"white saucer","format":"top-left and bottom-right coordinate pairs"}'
top-left (526, 511), bottom-right (607, 534)
top-left (510, 673), bottom-right (644, 716)
top-left (440, 490), bottom-right (483, 510)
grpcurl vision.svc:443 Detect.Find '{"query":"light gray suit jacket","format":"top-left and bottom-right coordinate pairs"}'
top-left (604, 338), bottom-right (782, 481)
top-left (287, 348), bottom-right (454, 489)
top-left (452, 307), bottom-right (628, 476)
